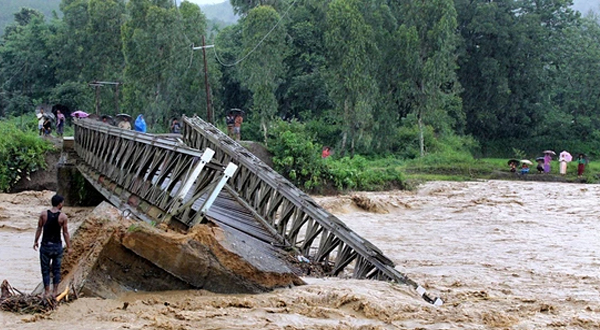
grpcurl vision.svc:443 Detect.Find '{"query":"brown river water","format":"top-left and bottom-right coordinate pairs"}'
top-left (1, 180), bottom-right (600, 329)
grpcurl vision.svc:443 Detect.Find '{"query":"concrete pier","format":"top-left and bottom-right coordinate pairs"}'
top-left (56, 137), bottom-right (103, 206)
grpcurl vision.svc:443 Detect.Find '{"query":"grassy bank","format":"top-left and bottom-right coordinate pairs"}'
top-left (286, 153), bottom-right (598, 194)
top-left (401, 157), bottom-right (599, 187)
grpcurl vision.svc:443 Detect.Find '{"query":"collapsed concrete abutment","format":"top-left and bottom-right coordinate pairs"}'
top-left (54, 202), bottom-right (304, 298)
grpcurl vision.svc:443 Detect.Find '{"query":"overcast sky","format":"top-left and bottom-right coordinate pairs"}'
top-left (574, 0), bottom-right (600, 14)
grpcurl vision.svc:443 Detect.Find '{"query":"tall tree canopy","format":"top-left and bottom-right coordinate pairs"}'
top-left (1, 0), bottom-right (600, 158)
top-left (238, 5), bottom-right (286, 143)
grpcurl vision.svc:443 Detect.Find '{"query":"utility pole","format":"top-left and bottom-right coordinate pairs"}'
top-left (88, 82), bottom-right (103, 115)
top-left (192, 39), bottom-right (215, 124)
top-left (89, 81), bottom-right (122, 115)
top-left (114, 83), bottom-right (120, 114)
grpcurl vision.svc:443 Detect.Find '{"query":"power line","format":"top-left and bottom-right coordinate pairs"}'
top-left (213, 0), bottom-right (299, 67)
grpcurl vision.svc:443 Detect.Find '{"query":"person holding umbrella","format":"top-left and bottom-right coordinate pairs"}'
top-left (71, 110), bottom-right (89, 119)
top-left (118, 116), bottom-right (132, 130)
top-left (543, 150), bottom-right (555, 173)
top-left (36, 109), bottom-right (45, 136)
top-left (558, 150), bottom-right (572, 175)
top-left (115, 114), bottom-right (132, 129)
top-left (535, 157), bottom-right (545, 173)
top-left (56, 110), bottom-right (65, 137)
top-left (520, 159), bottom-right (532, 175)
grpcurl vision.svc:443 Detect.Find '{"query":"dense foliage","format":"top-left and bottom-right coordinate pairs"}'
top-left (0, 117), bottom-right (53, 192)
top-left (1, 0), bottom-right (599, 189)
top-left (267, 120), bottom-right (406, 191)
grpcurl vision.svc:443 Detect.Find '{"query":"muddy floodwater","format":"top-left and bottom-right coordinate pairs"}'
top-left (2, 180), bottom-right (600, 329)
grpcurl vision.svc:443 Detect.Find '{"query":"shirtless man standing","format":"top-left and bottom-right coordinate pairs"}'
top-left (33, 195), bottom-right (71, 299)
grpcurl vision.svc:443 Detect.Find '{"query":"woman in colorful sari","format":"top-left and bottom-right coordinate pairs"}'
top-left (543, 153), bottom-right (552, 173)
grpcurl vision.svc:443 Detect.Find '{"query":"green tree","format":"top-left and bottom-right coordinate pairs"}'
top-left (230, 0), bottom-right (284, 16)
top-left (122, 0), bottom-right (213, 128)
top-left (455, 0), bottom-right (579, 153)
top-left (282, 0), bottom-right (332, 121)
top-left (84, 0), bottom-right (126, 81)
top-left (324, 0), bottom-right (378, 157)
top-left (0, 11), bottom-right (56, 114)
top-left (50, 0), bottom-right (90, 82)
top-left (391, 0), bottom-right (462, 157)
top-left (238, 5), bottom-right (286, 143)
top-left (544, 13), bottom-right (600, 150)
top-left (213, 24), bottom-right (252, 118)
top-left (170, 1), bottom-right (222, 120)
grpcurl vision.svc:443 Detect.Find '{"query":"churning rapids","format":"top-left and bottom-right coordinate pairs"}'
top-left (1, 180), bottom-right (600, 329)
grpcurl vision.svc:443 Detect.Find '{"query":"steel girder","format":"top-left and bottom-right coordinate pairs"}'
top-left (181, 116), bottom-right (442, 305)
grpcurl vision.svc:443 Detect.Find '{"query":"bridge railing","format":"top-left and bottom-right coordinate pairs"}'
top-left (181, 116), bottom-right (442, 305)
top-left (73, 118), bottom-right (225, 226)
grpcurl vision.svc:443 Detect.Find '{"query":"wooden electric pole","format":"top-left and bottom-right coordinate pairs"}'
top-left (193, 38), bottom-right (215, 124)
top-left (89, 81), bottom-right (122, 115)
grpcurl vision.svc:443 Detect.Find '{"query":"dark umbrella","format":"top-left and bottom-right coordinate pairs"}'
top-left (42, 112), bottom-right (56, 122)
top-left (101, 115), bottom-right (116, 126)
top-left (230, 108), bottom-right (245, 114)
top-left (115, 113), bottom-right (132, 121)
top-left (507, 159), bottom-right (519, 166)
top-left (535, 157), bottom-right (545, 162)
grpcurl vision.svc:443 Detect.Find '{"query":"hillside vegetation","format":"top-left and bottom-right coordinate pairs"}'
top-left (2, 0), bottom-right (600, 190)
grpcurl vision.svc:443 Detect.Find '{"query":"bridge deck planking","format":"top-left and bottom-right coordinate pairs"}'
top-left (194, 191), bottom-right (284, 244)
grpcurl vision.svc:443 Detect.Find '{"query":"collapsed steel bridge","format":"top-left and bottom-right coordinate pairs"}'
top-left (72, 115), bottom-right (442, 305)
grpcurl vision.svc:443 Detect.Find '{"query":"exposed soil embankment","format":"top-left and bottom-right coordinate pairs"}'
top-left (59, 202), bottom-right (303, 299)
top-left (10, 151), bottom-right (60, 193)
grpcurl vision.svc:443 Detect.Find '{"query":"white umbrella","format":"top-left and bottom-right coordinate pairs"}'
top-left (559, 151), bottom-right (572, 162)
top-left (520, 159), bottom-right (533, 165)
top-left (543, 150), bottom-right (556, 155)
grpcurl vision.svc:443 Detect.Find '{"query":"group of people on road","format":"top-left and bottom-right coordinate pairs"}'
top-left (36, 109), bottom-right (65, 138)
top-left (510, 150), bottom-right (588, 178)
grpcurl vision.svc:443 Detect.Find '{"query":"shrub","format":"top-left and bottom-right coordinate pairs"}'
top-left (267, 119), bottom-right (326, 190)
top-left (326, 155), bottom-right (405, 191)
top-left (0, 120), bottom-right (53, 191)
top-left (267, 119), bottom-right (408, 192)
